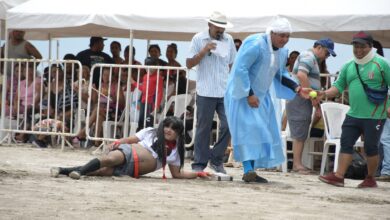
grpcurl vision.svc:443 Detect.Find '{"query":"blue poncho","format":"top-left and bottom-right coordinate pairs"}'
top-left (224, 33), bottom-right (296, 168)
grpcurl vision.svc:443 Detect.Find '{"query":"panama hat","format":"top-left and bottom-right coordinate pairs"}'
top-left (205, 11), bottom-right (233, 28)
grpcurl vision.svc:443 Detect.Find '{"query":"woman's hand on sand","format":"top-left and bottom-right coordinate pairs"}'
top-left (196, 171), bottom-right (214, 179)
top-left (109, 140), bottom-right (121, 151)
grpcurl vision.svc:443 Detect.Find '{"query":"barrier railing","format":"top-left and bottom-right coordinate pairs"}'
top-left (0, 58), bottom-right (82, 149)
top-left (86, 63), bottom-right (195, 151)
top-left (0, 59), bottom-right (345, 152)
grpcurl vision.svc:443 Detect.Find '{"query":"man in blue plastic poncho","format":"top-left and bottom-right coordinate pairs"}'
top-left (224, 18), bottom-right (310, 183)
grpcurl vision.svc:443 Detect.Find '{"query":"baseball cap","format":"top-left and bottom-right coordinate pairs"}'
top-left (89, 36), bottom-right (107, 47)
top-left (314, 38), bottom-right (336, 57)
top-left (351, 31), bottom-right (373, 45)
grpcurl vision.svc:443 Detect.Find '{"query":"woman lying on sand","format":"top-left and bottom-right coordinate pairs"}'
top-left (51, 116), bottom-right (211, 180)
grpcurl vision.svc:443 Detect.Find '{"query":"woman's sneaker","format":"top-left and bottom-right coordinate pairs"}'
top-left (69, 171), bottom-right (81, 180)
top-left (50, 167), bottom-right (60, 178)
top-left (32, 140), bottom-right (48, 148)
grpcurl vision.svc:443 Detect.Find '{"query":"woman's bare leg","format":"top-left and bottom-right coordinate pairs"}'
top-left (69, 150), bottom-right (125, 179)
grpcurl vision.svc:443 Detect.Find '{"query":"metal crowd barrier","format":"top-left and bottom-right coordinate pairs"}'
top-left (86, 63), bottom-right (195, 151)
top-left (0, 58), bottom-right (82, 150)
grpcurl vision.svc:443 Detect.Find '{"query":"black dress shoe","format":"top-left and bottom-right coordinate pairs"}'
top-left (254, 175), bottom-right (268, 183)
top-left (242, 171), bottom-right (257, 182)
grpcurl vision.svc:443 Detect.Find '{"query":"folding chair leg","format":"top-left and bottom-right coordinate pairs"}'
top-left (320, 144), bottom-right (330, 176)
top-left (333, 144), bottom-right (341, 173)
top-left (280, 136), bottom-right (288, 173)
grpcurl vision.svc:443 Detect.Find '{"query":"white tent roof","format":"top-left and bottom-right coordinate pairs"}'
top-left (0, 0), bottom-right (28, 20)
top-left (6, 0), bottom-right (390, 47)
top-left (0, 0), bottom-right (29, 39)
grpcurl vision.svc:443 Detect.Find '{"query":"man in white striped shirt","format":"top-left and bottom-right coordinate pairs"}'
top-left (186, 11), bottom-right (236, 174)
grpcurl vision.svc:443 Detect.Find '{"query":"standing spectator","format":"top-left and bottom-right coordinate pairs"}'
top-left (166, 43), bottom-right (187, 96)
top-left (377, 112), bottom-right (390, 181)
top-left (110, 41), bottom-right (124, 64)
top-left (374, 39), bottom-right (387, 177)
top-left (224, 17), bottom-right (310, 183)
top-left (147, 44), bottom-right (167, 66)
top-left (1, 30), bottom-right (42, 76)
top-left (318, 31), bottom-right (390, 188)
top-left (234, 38), bottom-right (242, 51)
top-left (123, 45), bottom-right (143, 86)
top-left (186, 11), bottom-right (236, 174)
top-left (76, 37), bottom-right (114, 87)
top-left (286, 38), bottom-right (336, 174)
top-left (123, 46), bottom-right (142, 65)
top-left (132, 57), bottom-right (164, 131)
top-left (286, 51), bottom-right (300, 73)
top-left (373, 40), bottom-right (384, 57)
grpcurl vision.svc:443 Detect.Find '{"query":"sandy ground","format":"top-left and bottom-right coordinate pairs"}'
top-left (0, 144), bottom-right (389, 220)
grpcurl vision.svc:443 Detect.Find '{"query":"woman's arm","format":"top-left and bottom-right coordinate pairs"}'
top-left (168, 165), bottom-right (211, 179)
top-left (109, 135), bottom-right (140, 151)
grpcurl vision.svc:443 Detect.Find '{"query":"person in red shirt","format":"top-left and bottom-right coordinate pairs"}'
top-left (132, 57), bottom-right (164, 130)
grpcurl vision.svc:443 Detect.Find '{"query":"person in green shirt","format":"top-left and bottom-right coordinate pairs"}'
top-left (317, 31), bottom-right (390, 188)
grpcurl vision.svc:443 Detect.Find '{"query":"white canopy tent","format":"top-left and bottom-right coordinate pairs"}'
top-left (5, 0), bottom-right (390, 47)
top-left (0, 0), bottom-right (48, 40)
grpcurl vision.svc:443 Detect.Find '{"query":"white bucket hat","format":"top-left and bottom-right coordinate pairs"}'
top-left (205, 11), bottom-right (233, 28)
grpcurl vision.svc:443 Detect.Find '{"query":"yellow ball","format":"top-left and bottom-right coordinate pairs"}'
top-left (309, 91), bottom-right (317, 98)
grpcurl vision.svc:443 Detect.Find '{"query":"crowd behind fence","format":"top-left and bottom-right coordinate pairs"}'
top-left (0, 58), bottom-right (347, 150)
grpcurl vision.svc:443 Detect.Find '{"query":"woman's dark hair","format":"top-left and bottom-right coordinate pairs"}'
top-left (111, 41), bottom-right (122, 50)
top-left (286, 51), bottom-right (300, 67)
top-left (144, 57), bottom-right (160, 66)
top-left (50, 63), bottom-right (64, 72)
top-left (151, 116), bottom-right (185, 169)
top-left (63, 53), bottom-right (76, 60)
top-left (167, 43), bottom-right (178, 55)
top-left (148, 44), bottom-right (161, 54)
top-left (373, 40), bottom-right (384, 57)
top-left (124, 46), bottom-right (136, 56)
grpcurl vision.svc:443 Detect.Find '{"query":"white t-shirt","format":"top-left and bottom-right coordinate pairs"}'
top-left (135, 127), bottom-right (181, 170)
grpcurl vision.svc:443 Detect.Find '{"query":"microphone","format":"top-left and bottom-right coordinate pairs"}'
top-left (208, 33), bottom-right (222, 56)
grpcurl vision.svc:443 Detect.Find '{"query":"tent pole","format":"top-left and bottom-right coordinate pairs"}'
top-left (56, 39), bottom-right (59, 59)
top-left (146, 39), bottom-right (150, 57)
top-left (48, 34), bottom-right (52, 59)
top-left (124, 29), bottom-right (134, 136)
top-left (0, 25), bottom-right (9, 143)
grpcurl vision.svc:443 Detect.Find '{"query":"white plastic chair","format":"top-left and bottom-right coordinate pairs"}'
top-left (280, 123), bottom-right (293, 173)
top-left (160, 94), bottom-right (193, 120)
top-left (280, 106), bottom-right (323, 173)
top-left (320, 102), bottom-right (350, 175)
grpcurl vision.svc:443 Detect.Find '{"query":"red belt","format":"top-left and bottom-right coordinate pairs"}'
top-left (132, 147), bottom-right (139, 178)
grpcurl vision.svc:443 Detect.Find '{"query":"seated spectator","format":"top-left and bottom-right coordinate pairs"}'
top-left (12, 62), bottom-right (42, 142)
top-left (76, 67), bottom-right (125, 145)
top-left (63, 53), bottom-right (78, 82)
top-left (48, 64), bottom-right (78, 130)
top-left (73, 65), bottom-right (95, 109)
